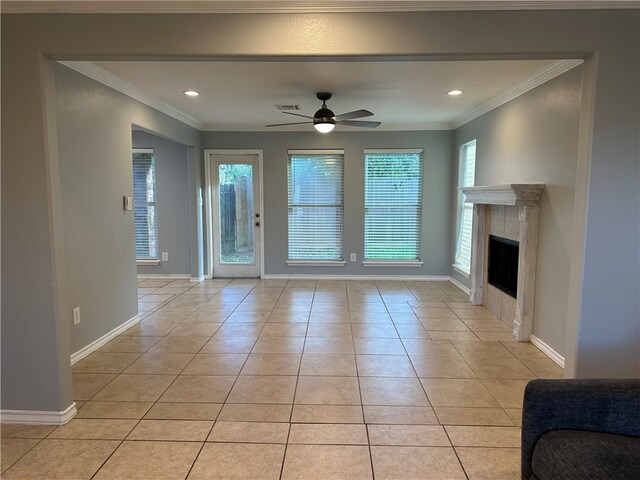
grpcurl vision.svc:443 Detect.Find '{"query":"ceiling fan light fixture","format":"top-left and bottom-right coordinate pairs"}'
top-left (447, 89), bottom-right (464, 96)
top-left (314, 121), bottom-right (335, 133)
top-left (183, 90), bottom-right (200, 96)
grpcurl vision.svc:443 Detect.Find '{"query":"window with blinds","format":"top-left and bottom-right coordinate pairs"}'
top-left (454, 140), bottom-right (477, 275)
top-left (287, 150), bottom-right (344, 261)
top-left (132, 149), bottom-right (159, 261)
top-left (364, 150), bottom-right (423, 261)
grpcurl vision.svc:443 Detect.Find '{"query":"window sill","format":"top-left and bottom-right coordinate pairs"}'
top-left (137, 259), bottom-right (160, 266)
top-left (362, 260), bottom-right (423, 267)
top-left (287, 260), bottom-right (346, 267)
top-left (452, 264), bottom-right (471, 278)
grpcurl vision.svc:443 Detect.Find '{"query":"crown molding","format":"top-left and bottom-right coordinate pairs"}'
top-left (200, 121), bottom-right (454, 132)
top-left (2, 1), bottom-right (639, 14)
top-left (59, 61), bottom-right (203, 130)
top-left (452, 59), bottom-right (583, 129)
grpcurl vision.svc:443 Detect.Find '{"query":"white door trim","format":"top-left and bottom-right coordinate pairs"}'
top-left (204, 149), bottom-right (264, 279)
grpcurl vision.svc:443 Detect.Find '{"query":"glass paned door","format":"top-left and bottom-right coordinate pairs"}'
top-left (210, 154), bottom-right (261, 277)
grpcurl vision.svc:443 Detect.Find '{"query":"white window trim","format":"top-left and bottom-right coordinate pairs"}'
top-left (454, 140), bottom-right (476, 274)
top-left (133, 148), bottom-right (159, 262)
top-left (451, 263), bottom-right (470, 277)
top-left (362, 260), bottom-right (423, 267)
top-left (137, 259), bottom-right (161, 266)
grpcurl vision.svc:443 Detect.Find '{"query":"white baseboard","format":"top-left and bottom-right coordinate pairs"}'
top-left (190, 275), bottom-right (205, 283)
top-left (448, 276), bottom-right (471, 295)
top-left (530, 334), bottom-right (565, 368)
top-left (261, 274), bottom-right (451, 281)
top-left (1, 402), bottom-right (77, 425)
top-left (137, 274), bottom-right (191, 279)
top-left (70, 315), bottom-right (140, 365)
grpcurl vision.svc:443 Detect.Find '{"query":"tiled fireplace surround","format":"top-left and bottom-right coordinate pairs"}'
top-left (461, 184), bottom-right (544, 342)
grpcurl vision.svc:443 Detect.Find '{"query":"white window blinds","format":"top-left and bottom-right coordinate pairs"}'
top-left (364, 150), bottom-right (423, 260)
top-left (454, 140), bottom-right (476, 275)
top-left (287, 150), bottom-right (344, 261)
top-left (132, 149), bottom-right (159, 260)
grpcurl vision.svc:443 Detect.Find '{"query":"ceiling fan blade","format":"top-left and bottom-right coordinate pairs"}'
top-left (334, 109), bottom-right (374, 121)
top-left (337, 120), bottom-right (381, 128)
top-left (282, 111), bottom-right (314, 120)
top-left (265, 121), bottom-right (313, 127)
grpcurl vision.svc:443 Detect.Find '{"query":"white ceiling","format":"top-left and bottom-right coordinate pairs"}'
top-left (93, 59), bottom-right (558, 131)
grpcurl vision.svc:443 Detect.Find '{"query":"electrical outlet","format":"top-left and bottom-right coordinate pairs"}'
top-left (73, 307), bottom-right (81, 325)
top-left (162, 252), bottom-right (169, 262)
top-left (350, 253), bottom-right (356, 262)
top-left (513, 321), bottom-right (520, 339)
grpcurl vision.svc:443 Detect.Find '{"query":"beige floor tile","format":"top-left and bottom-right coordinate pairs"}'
top-left (282, 445), bottom-right (372, 480)
top-left (168, 323), bottom-right (221, 337)
top-left (1, 438), bottom-right (40, 473)
top-left (401, 339), bottom-right (461, 356)
top-left (420, 317), bottom-right (471, 331)
top-left (360, 377), bottom-right (429, 406)
top-left (368, 425), bottom-right (450, 446)
top-left (98, 336), bottom-right (160, 353)
top-left (2, 439), bottom-right (119, 480)
top-left (371, 446), bottom-right (466, 480)
top-left (518, 357), bottom-right (564, 378)
top-left (228, 375), bottom-right (297, 404)
top-left (500, 341), bottom-right (548, 359)
top-left (49, 419), bottom-right (138, 440)
top-left (217, 404), bottom-right (292, 422)
top-left (413, 307), bottom-right (459, 319)
top-left (356, 355), bottom-right (416, 377)
top-left (145, 402), bottom-right (222, 420)
top-left (260, 322), bottom-right (308, 337)
top-left (306, 323), bottom-right (352, 338)
top-left (288, 423), bottom-right (368, 444)
top-left (446, 426), bottom-right (521, 447)
top-left (76, 401), bottom-right (153, 419)
top-left (216, 323), bottom-right (264, 337)
top-left (303, 337), bottom-right (354, 354)
top-left (291, 405), bottom-right (363, 423)
top-left (433, 407), bottom-right (515, 426)
top-left (208, 421), bottom-right (289, 443)
top-left (159, 375), bottom-right (236, 403)
top-left (201, 336), bottom-right (257, 353)
top-left (147, 336), bottom-right (210, 354)
top-left (364, 406), bottom-right (439, 424)
top-left (188, 443), bottom-right (285, 480)
top-left (421, 379), bottom-right (499, 407)
top-left (128, 419), bottom-right (213, 441)
top-left (464, 356), bottom-right (537, 379)
top-left (182, 353), bottom-right (248, 375)
top-left (72, 373), bottom-right (117, 400)
top-left (122, 321), bottom-right (179, 337)
top-left (394, 324), bottom-right (430, 338)
top-left (427, 331), bottom-right (480, 341)
top-left (294, 376), bottom-right (361, 405)
top-left (456, 447), bottom-right (520, 480)
top-left (93, 374), bottom-right (176, 402)
top-left (299, 354), bottom-right (357, 376)
top-left (351, 323), bottom-right (399, 338)
top-left (474, 330), bottom-right (518, 341)
top-left (504, 408), bottom-right (523, 427)
top-left (411, 355), bottom-right (477, 378)
top-left (251, 336), bottom-right (305, 353)
top-left (241, 353), bottom-right (301, 375)
top-left (354, 338), bottom-right (406, 355)
top-left (94, 441), bottom-right (201, 480)
top-left (0, 424), bottom-right (57, 438)
top-left (124, 353), bottom-right (195, 374)
top-left (452, 341), bottom-right (514, 357)
top-left (482, 379), bottom-right (529, 408)
top-left (71, 352), bottom-right (140, 373)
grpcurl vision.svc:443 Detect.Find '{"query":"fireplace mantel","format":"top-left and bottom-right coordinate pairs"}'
top-left (460, 184), bottom-right (544, 206)
top-left (462, 184), bottom-right (545, 342)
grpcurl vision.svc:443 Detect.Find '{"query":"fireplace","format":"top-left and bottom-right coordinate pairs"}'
top-left (488, 235), bottom-right (519, 298)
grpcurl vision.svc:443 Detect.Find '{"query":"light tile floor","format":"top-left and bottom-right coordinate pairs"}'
top-left (2, 279), bottom-right (563, 479)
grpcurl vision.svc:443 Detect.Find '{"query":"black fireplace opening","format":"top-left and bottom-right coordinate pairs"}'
top-left (488, 235), bottom-right (519, 298)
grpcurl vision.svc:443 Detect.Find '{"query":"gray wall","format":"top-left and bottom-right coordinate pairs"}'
top-left (2, 9), bottom-right (638, 414)
top-left (54, 64), bottom-right (202, 358)
top-left (450, 67), bottom-right (583, 356)
top-left (202, 131), bottom-right (454, 277)
top-left (133, 130), bottom-right (191, 275)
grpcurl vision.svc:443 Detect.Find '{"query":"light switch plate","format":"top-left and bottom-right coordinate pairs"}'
top-left (162, 252), bottom-right (169, 262)
top-left (123, 195), bottom-right (133, 211)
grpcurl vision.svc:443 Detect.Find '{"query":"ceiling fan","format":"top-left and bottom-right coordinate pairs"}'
top-left (266, 92), bottom-right (381, 133)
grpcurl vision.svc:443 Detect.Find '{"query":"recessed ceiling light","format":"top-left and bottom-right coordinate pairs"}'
top-left (448, 89), bottom-right (464, 96)
top-left (183, 90), bottom-right (200, 97)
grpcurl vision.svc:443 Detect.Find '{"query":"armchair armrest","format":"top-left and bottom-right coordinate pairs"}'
top-left (521, 379), bottom-right (640, 480)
